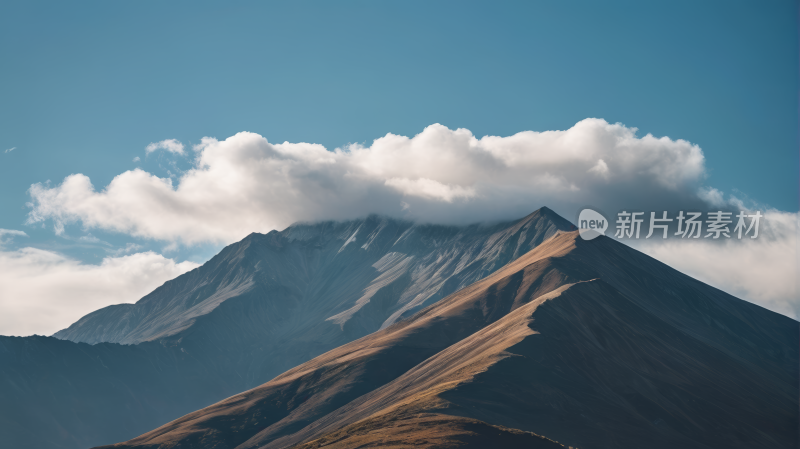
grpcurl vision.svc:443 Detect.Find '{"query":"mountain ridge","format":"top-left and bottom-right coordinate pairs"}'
top-left (100, 230), bottom-right (797, 449)
top-left (5, 207), bottom-right (575, 449)
top-left (54, 208), bottom-right (573, 346)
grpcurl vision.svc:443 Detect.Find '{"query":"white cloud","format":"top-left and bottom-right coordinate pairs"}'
top-left (113, 242), bottom-right (144, 256)
top-left (587, 159), bottom-right (609, 178)
top-left (145, 139), bottom-right (185, 155)
top-left (78, 234), bottom-right (102, 244)
top-left (697, 186), bottom-right (726, 207)
top-left (0, 248), bottom-right (198, 336)
top-left (0, 228), bottom-right (27, 248)
top-left (4, 147), bottom-right (16, 153)
top-left (637, 209), bottom-right (797, 319)
top-left (22, 119), bottom-right (797, 319)
top-left (384, 177), bottom-right (477, 202)
top-left (0, 228), bottom-right (27, 238)
top-left (26, 119), bottom-right (709, 245)
top-left (133, 156), bottom-right (141, 162)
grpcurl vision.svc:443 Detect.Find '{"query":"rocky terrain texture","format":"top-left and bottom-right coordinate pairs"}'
top-left (99, 230), bottom-right (799, 449)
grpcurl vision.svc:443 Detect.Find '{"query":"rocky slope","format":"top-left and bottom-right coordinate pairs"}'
top-left (101, 231), bottom-right (798, 449)
top-left (2, 208), bottom-right (572, 449)
top-left (55, 208), bottom-right (572, 346)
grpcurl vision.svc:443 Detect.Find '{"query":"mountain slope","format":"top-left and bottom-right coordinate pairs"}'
top-left (101, 231), bottom-right (798, 449)
top-left (295, 413), bottom-right (568, 449)
top-left (55, 208), bottom-right (573, 346)
top-left (2, 209), bottom-right (572, 449)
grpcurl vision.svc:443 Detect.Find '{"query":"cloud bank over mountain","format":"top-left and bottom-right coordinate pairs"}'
top-left (28, 119), bottom-right (710, 244)
top-left (10, 119), bottom-right (796, 335)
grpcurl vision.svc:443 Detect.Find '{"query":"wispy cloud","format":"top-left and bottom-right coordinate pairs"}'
top-left (145, 139), bottom-right (185, 155)
top-left (113, 242), bottom-right (143, 256)
top-left (0, 229), bottom-right (27, 238)
top-left (133, 156), bottom-right (141, 162)
top-left (78, 234), bottom-right (104, 244)
top-left (4, 147), bottom-right (16, 153)
top-left (0, 228), bottom-right (28, 248)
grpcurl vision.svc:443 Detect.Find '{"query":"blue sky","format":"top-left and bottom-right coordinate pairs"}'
top-left (0, 1), bottom-right (797, 335)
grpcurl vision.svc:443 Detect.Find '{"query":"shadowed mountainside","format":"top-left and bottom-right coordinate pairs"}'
top-left (2, 209), bottom-right (573, 449)
top-left (100, 231), bottom-right (798, 449)
top-left (55, 208), bottom-right (572, 346)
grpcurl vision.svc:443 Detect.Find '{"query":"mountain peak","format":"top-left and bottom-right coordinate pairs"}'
top-left (53, 209), bottom-right (571, 347)
top-left (105, 222), bottom-right (797, 449)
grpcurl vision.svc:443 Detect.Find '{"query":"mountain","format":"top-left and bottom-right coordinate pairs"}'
top-left (55, 208), bottom-right (572, 346)
top-left (100, 230), bottom-right (798, 449)
top-left (1, 208), bottom-right (573, 449)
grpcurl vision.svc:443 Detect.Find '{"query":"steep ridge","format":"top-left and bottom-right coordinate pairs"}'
top-left (101, 231), bottom-right (798, 449)
top-left (288, 278), bottom-right (796, 449)
top-left (2, 208), bottom-right (572, 449)
top-left (55, 208), bottom-right (573, 346)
